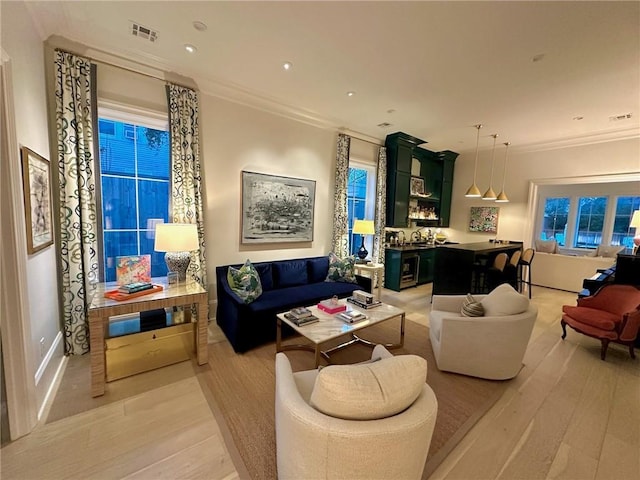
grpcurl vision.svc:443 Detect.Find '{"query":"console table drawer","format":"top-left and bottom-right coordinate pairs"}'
top-left (106, 323), bottom-right (194, 382)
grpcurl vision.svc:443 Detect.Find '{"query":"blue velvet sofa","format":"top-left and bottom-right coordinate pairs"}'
top-left (216, 256), bottom-right (371, 352)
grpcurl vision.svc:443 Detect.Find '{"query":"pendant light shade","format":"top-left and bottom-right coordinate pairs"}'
top-left (482, 134), bottom-right (498, 200)
top-left (465, 124), bottom-right (483, 197)
top-left (495, 141), bottom-right (510, 203)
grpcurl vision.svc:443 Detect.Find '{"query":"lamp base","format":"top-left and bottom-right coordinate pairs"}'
top-left (357, 242), bottom-right (368, 262)
top-left (165, 252), bottom-right (191, 281)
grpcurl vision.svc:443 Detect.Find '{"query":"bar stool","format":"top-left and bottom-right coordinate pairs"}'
top-left (485, 252), bottom-right (509, 292)
top-left (519, 248), bottom-right (535, 298)
top-left (503, 250), bottom-right (521, 290)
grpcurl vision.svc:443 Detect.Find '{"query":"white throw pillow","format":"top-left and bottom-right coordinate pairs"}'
top-left (481, 283), bottom-right (529, 316)
top-left (310, 354), bottom-right (427, 420)
top-left (535, 238), bottom-right (558, 254)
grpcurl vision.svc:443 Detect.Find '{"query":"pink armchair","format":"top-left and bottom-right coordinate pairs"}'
top-left (561, 284), bottom-right (640, 360)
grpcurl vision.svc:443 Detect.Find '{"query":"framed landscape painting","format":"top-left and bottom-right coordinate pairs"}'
top-left (21, 146), bottom-right (54, 254)
top-left (469, 206), bottom-right (499, 233)
top-left (241, 171), bottom-right (316, 244)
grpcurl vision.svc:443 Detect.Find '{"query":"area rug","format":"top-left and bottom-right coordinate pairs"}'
top-left (198, 319), bottom-right (511, 480)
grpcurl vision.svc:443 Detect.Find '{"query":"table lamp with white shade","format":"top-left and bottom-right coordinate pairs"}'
top-left (352, 219), bottom-right (376, 263)
top-left (154, 223), bottom-right (199, 281)
top-left (631, 210), bottom-right (640, 254)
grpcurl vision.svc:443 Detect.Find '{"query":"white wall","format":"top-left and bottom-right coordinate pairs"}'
top-left (446, 137), bottom-right (640, 244)
top-left (200, 94), bottom-right (338, 294)
top-left (1, 0), bottom-right (63, 414)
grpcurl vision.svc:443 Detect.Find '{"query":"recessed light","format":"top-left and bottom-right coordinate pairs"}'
top-left (347, 91), bottom-right (355, 97)
top-left (283, 61), bottom-right (293, 71)
top-left (532, 53), bottom-right (545, 62)
top-left (192, 21), bottom-right (207, 32)
top-left (572, 116), bottom-right (584, 121)
top-left (184, 44), bottom-right (197, 53)
top-left (387, 109), bottom-right (396, 114)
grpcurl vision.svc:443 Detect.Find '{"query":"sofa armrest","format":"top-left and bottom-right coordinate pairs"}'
top-left (431, 295), bottom-right (466, 312)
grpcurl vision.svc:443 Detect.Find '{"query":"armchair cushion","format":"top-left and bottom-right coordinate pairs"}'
top-left (310, 354), bottom-right (427, 420)
top-left (481, 283), bottom-right (529, 316)
top-left (562, 305), bottom-right (619, 331)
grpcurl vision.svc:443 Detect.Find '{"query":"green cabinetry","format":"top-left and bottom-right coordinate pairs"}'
top-left (385, 132), bottom-right (458, 228)
top-left (418, 249), bottom-right (435, 284)
top-left (384, 249), bottom-right (403, 291)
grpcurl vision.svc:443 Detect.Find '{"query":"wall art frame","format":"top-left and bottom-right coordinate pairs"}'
top-left (410, 176), bottom-right (425, 196)
top-left (241, 171), bottom-right (316, 244)
top-left (20, 146), bottom-right (54, 254)
top-left (469, 206), bottom-right (499, 233)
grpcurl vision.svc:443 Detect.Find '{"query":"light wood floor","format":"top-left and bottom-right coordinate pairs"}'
top-left (1, 285), bottom-right (638, 480)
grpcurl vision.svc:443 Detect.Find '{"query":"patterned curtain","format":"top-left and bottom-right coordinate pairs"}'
top-left (331, 133), bottom-right (350, 258)
top-left (372, 146), bottom-right (387, 264)
top-left (54, 50), bottom-right (98, 355)
top-left (166, 83), bottom-right (207, 288)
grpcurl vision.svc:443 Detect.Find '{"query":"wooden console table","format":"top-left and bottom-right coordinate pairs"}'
top-left (88, 278), bottom-right (208, 397)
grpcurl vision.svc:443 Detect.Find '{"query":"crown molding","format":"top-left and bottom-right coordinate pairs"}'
top-left (513, 126), bottom-right (640, 153)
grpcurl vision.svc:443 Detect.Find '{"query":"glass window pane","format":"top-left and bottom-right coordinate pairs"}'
top-left (542, 197), bottom-right (569, 246)
top-left (98, 122), bottom-right (135, 176)
top-left (139, 232), bottom-right (168, 278)
top-left (613, 196), bottom-right (640, 249)
top-left (101, 176), bottom-right (137, 229)
top-left (136, 127), bottom-right (170, 180)
top-left (574, 196), bottom-right (607, 248)
top-left (138, 180), bottom-right (169, 228)
top-left (103, 231), bottom-right (138, 282)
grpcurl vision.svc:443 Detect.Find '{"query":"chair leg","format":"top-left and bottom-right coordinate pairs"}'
top-left (561, 319), bottom-right (567, 340)
top-left (629, 345), bottom-right (636, 360)
top-left (600, 339), bottom-right (610, 360)
top-left (527, 267), bottom-right (532, 299)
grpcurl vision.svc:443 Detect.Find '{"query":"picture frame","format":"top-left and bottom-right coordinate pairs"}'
top-left (469, 206), bottom-right (499, 233)
top-left (410, 176), bottom-right (425, 196)
top-left (241, 171), bottom-right (316, 244)
top-left (20, 146), bottom-right (54, 254)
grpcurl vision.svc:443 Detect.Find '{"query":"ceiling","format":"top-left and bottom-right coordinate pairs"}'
top-left (24, 1), bottom-right (640, 152)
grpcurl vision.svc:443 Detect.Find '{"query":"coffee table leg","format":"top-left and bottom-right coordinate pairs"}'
top-left (315, 345), bottom-right (321, 367)
top-left (276, 318), bottom-right (282, 352)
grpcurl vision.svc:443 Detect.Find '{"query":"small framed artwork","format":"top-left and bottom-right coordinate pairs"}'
top-left (410, 176), bottom-right (425, 196)
top-left (241, 171), bottom-right (316, 244)
top-left (116, 254), bottom-right (151, 285)
top-left (21, 146), bottom-right (54, 254)
top-left (469, 206), bottom-right (499, 233)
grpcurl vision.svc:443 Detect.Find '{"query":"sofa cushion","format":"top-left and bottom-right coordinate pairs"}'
top-left (307, 256), bottom-right (330, 283)
top-left (246, 282), bottom-right (360, 314)
top-left (227, 259), bottom-right (263, 304)
top-left (325, 252), bottom-right (358, 283)
top-left (273, 260), bottom-right (308, 288)
top-left (310, 354), bottom-right (427, 420)
top-left (535, 238), bottom-right (558, 254)
top-left (562, 305), bottom-right (619, 331)
top-left (461, 293), bottom-right (484, 317)
top-left (481, 283), bottom-right (529, 316)
top-left (254, 262), bottom-right (274, 291)
top-left (591, 244), bottom-right (625, 258)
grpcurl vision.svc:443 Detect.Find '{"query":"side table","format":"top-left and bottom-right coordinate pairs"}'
top-left (353, 262), bottom-right (384, 300)
top-left (88, 278), bottom-right (208, 397)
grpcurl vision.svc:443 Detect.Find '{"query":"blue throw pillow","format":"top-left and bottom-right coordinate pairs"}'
top-left (307, 257), bottom-right (330, 283)
top-left (227, 259), bottom-right (263, 304)
top-left (325, 253), bottom-right (358, 284)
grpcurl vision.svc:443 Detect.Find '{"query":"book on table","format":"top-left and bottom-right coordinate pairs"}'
top-left (336, 310), bottom-right (367, 324)
top-left (284, 312), bottom-right (319, 326)
top-left (347, 297), bottom-right (382, 309)
top-left (118, 281), bottom-right (153, 294)
top-left (317, 299), bottom-right (347, 314)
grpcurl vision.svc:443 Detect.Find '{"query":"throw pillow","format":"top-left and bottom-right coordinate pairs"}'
top-left (535, 238), bottom-right (558, 254)
top-left (481, 283), bottom-right (529, 316)
top-left (310, 354), bottom-right (427, 420)
top-left (227, 259), bottom-right (263, 304)
top-left (461, 293), bottom-right (485, 317)
top-left (324, 252), bottom-right (358, 283)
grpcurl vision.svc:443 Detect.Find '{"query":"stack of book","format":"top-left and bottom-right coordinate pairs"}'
top-left (347, 296), bottom-right (382, 309)
top-left (118, 281), bottom-right (153, 294)
top-left (317, 299), bottom-right (347, 314)
top-left (336, 310), bottom-right (367, 324)
top-left (284, 307), bottom-right (319, 326)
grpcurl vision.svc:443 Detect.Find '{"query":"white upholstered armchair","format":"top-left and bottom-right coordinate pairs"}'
top-left (275, 345), bottom-right (438, 480)
top-left (429, 284), bottom-right (538, 380)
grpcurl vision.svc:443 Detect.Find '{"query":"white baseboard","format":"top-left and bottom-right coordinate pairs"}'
top-left (34, 331), bottom-right (66, 421)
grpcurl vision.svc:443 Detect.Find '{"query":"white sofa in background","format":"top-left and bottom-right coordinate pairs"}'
top-left (531, 252), bottom-right (616, 292)
top-left (429, 285), bottom-right (538, 380)
top-left (275, 346), bottom-right (438, 480)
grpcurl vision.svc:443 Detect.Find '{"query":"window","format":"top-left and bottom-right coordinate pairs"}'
top-left (97, 114), bottom-right (170, 282)
top-left (574, 196), bottom-right (607, 248)
top-left (347, 163), bottom-right (376, 256)
top-left (542, 197), bottom-right (569, 246)
top-left (613, 196), bottom-right (640, 249)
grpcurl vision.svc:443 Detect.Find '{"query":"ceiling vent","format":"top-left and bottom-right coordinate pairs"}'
top-left (130, 22), bottom-right (158, 43)
top-left (377, 122), bottom-right (392, 128)
top-left (609, 113), bottom-right (632, 122)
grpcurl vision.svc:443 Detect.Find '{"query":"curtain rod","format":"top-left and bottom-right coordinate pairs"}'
top-left (340, 129), bottom-right (384, 147)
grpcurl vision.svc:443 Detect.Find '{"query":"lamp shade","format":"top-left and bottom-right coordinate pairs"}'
top-left (352, 219), bottom-right (375, 235)
top-left (154, 223), bottom-right (199, 252)
top-left (630, 210), bottom-right (640, 228)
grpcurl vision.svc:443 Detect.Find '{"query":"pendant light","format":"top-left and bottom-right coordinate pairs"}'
top-left (482, 134), bottom-right (498, 200)
top-left (496, 142), bottom-right (510, 202)
top-left (464, 124), bottom-right (482, 197)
